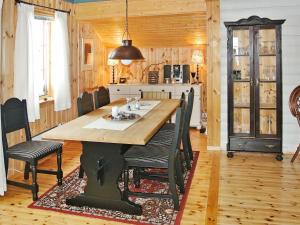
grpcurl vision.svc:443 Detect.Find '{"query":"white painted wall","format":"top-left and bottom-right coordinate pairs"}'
top-left (220, 0), bottom-right (300, 153)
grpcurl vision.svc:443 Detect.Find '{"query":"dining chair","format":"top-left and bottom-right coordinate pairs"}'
top-left (149, 88), bottom-right (195, 170)
top-left (1, 98), bottom-right (63, 200)
top-left (77, 91), bottom-right (94, 178)
top-left (94, 86), bottom-right (110, 109)
top-left (141, 91), bottom-right (172, 100)
top-left (289, 85), bottom-right (300, 163)
top-left (77, 92), bottom-right (94, 117)
top-left (123, 106), bottom-right (185, 210)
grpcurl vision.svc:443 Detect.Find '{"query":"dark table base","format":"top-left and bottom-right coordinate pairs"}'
top-left (66, 142), bottom-right (142, 215)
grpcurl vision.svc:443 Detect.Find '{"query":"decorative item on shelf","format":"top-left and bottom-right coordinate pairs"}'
top-left (267, 114), bottom-right (273, 134)
top-left (108, 59), bottom-right (118, 84)
top-left (191, 50), bottom-right (203, 84)
top-left (191, 72), bottom-right (196, 84)
top-left (141, 60), bottom-right (167, 83)
top-left (148, 71), bottom-right (159, 84)
top-left (109, 0), bottom-right (144, 62)
top-left (119, 77), bottom-right (127, 84)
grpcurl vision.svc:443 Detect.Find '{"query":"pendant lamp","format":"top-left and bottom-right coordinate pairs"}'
top-left (109, 0), bottom-right (144, 61)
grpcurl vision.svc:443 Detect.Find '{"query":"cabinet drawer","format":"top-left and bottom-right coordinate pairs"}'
top-left (229, 137), bottom-right (281, 153)
top-left (130, 85), bottom-right (152, 95)
top-left (109, 86), bottom-right (130, 95)
top-left (152, 85), bottom-right (175, 95)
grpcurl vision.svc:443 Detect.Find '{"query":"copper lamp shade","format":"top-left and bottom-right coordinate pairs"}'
top-left (109, 40), bottom-right (144, 60)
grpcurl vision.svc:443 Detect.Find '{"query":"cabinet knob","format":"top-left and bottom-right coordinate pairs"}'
top-left (139, 89), bottom-right (142, 92)
top-left (265, 144), bottom-right (275, 149)
top-left (162, 89), bottom-right (165, 92)
top-left (117, 89), bottom-right (120, 91)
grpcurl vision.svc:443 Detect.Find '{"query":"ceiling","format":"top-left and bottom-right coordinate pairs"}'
top-left (75, 0), bottom-right (208, 47)
top-left (90, 13), bottom-right (207, 48)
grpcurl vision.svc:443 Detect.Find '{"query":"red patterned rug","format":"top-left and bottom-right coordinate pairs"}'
top-left (29, 152), bottom-right (199, 225)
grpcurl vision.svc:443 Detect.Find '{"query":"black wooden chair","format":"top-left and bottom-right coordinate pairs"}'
top-left (77, 92), bottom-right (94, 178)
top-left (149, 88), bottom-right (194, 170)
top-left (123, 106), bottom-right (185, 210)
top-left (77, 92), bottom-right (94, 116)
top-left (1, 98), bottom-right (63, 201)
top-left (289, 85), bottom-right (300, 163)
top-left (94, 86), bottom-right (110, 109)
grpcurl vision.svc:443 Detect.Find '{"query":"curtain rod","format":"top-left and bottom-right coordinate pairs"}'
top-left (15, 0), bottom-right (71, 14)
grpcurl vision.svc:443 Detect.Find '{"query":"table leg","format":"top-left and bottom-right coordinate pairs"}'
top-left (66, 142), bottom-right (142, 215)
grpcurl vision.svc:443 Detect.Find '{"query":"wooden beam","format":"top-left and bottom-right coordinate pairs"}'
top-left (75, 0), bottom-right (207, 21)
top-left (206, 0), bottom-right (220, 147)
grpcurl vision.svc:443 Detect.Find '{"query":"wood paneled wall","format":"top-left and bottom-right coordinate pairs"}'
top-left (105, 46), bottom-right (207, 112)
top-left (0, 0), bottom-right (104, 174)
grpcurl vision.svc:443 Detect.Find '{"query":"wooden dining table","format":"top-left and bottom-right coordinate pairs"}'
top-left (42, 98), bottom-right (180, 215)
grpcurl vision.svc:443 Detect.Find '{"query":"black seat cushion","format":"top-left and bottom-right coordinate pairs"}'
top-left (7, 141), bottom-right (63, 161)
top-left (124, 144), bottom-right (169, 168)
top-left (149, 123), bottom-right (175, 146)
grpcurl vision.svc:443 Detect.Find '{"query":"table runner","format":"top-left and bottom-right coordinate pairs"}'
top-left (83, 101), bottom-right (160, 131)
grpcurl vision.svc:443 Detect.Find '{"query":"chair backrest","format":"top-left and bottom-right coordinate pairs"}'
top-left (1, 98), bottom-right (32, 151)
top-left (180, 92), bottom-right (186, 107)
top-left (182, 88), bottom-right (195, 136)
top-left (77, 92), bottom-right (94, 116)
top-left (171, 105), bottom-right (185, 151)
top-left (289, 85), bottom-right (300, 126)
top-left (141, 91), bottom-right (171, 100)
top-left (94, 86), bottom-right (110, 109)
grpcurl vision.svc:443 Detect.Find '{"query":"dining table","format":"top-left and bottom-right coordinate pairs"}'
top-left (42, 98), bottom-right (180, 215)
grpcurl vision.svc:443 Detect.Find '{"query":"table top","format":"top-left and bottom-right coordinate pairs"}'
top-left (42, 99), bottom-right (180, 145)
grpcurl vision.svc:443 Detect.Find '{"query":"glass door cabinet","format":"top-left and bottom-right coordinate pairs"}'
top-left (225, 16), bottom-right (285, 160)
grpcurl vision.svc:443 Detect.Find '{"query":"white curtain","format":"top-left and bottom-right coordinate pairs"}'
top-left (51, 11), bottom-right (71, 112)
top-left (14, 3), bottom-right (40, 122)
top-left (0, 0), bottom-right (7, 196)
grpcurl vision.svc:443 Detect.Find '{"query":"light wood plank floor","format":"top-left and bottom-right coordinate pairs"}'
top-left (0, 129), bottom-right (299, 225)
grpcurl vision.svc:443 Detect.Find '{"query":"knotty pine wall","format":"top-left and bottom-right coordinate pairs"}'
top-left (0, 0), bottom-right (105, 175)
top-left (105, 46), bottom-right (207, 112)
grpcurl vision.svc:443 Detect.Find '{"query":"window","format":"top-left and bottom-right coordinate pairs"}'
top-left (32, 18), bottom-right (52, 97)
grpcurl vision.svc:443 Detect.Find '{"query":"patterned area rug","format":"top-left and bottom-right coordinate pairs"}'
top-left (29, 152), bottom-right (199, 225)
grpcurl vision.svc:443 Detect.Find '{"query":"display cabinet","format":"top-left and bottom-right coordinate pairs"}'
top-left (224, 16), bottom-right (285, 160)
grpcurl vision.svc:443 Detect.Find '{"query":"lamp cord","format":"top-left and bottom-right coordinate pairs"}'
top-left (122, 0), bottom-right (131, 41)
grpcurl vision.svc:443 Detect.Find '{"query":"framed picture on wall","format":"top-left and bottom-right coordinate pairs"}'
top-left (81, 38), bottom-right (94, 71)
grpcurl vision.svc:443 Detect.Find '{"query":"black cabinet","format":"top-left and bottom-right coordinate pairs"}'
top-left (224, 16), bottom-right (285, 160)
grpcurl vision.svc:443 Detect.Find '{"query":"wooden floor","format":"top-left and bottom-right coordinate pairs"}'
top-left (0, 129), bottom-right (300, 225)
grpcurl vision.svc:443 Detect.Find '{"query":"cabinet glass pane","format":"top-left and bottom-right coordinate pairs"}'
top-left (234, 108), bottom-right (250, 134)
top-left (259, 81), bottom-right (276, 109)
top-left (233, 83), bottom-right (250, 107)
top-left (233, 30), bottom-right (250, 56)
top-left (259, 29), bottom-right (276, 55)
top-left (259, 29), bottom-right (276, 82)
top-left (232, 30), bottom-right (250, 81)
top-left (260, 109), bottom-right (277, 135)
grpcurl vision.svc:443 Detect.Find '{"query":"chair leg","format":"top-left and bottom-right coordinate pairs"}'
top-left (123, 168), bottom-right (129, 200)
top-left (78, 164), bottom-right (84, 178)
top-left (24, 162), bottom-right (30, 180)
top-left (182, 136), bottom-right (192, 170)
top-left (31, 164), bottom-right (39, 201)
top-left (187, 133), bottom-right (193, 160)
top-left (168, 158), bottom-right (180, 210)
top-left (133, 168), bottom-right (141, 188)
top-left (291, 144), bottom-right (300, 163)
top-left (57, 149), bottom-right (63, 186)
top-left (175, 155), bottom-right (185, 194)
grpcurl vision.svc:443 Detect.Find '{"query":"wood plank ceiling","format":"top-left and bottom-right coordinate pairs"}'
top-left (75, 0), bottom-right (207, 47)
